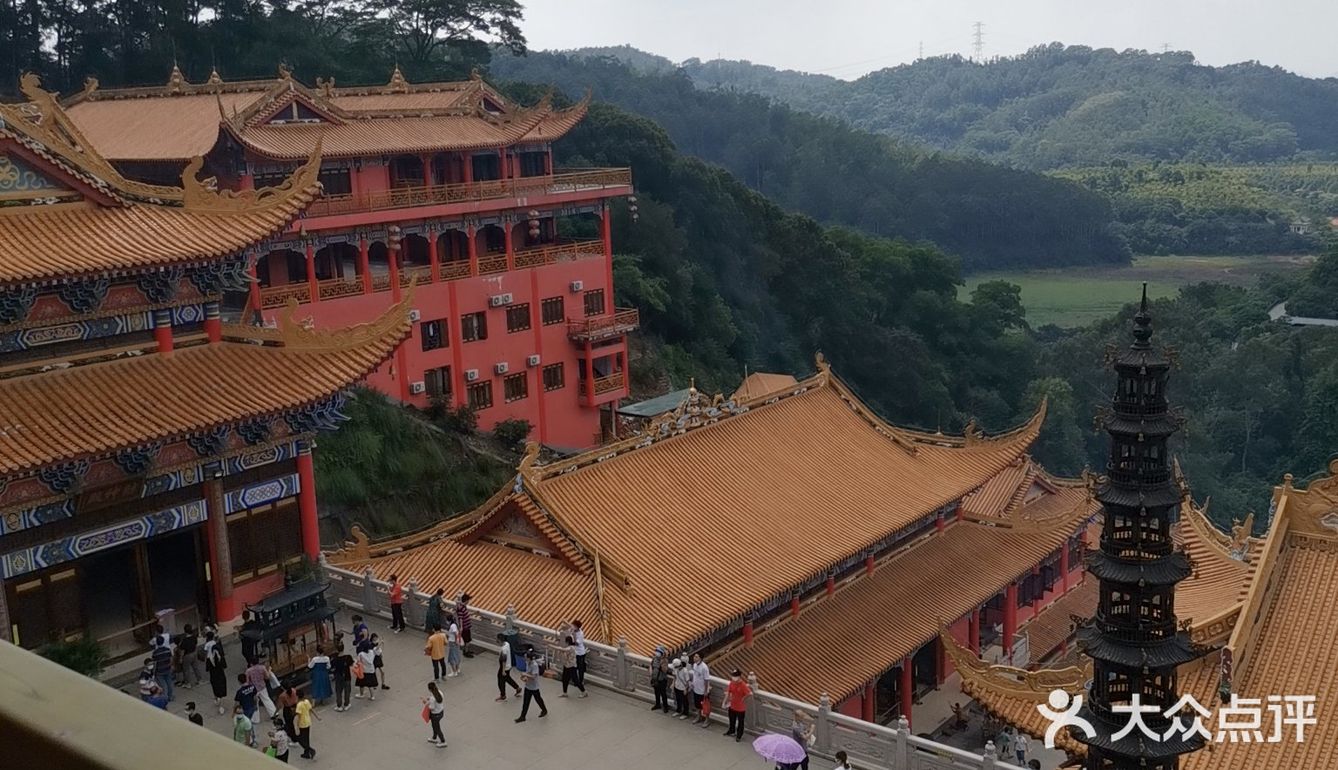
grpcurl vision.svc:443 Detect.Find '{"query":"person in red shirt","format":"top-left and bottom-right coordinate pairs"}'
top-left (388, 575), bottom-right (406, 633)
top-left (723, 668), bottom-right (752, 742)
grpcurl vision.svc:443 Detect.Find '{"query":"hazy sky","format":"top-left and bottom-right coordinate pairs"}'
top-left (520, 0), bottom-right (1338, 79)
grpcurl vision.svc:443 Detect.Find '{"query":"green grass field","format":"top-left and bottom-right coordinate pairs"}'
top-left (961, 255), bottom-right (1313, 328)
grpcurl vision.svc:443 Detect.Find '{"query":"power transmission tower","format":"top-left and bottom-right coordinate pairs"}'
top-left (1161, 42), bottom-right (1171, 54)
top-left (972, 22), bottom-right (985, 61)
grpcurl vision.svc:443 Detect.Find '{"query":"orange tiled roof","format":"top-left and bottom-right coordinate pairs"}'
top-left (0, 76), bottom-right (321, 284)
top-left (63, 68), bottom-right (587, 162)
top-left (0, 293), bottom-right (411, 475)
top-left (337, 359), bottom-right (1049, 655)
top-left (1174, 501), bottom-right (1259, 635)
top-left (711, 485), bottom-right (1095, 704)
top-left (1199, 463), bottom-right (1338, 770)
top-left (729, 371), bottom-right (799, 402)
top-left (1019, 575), bottom-right (1098, 662)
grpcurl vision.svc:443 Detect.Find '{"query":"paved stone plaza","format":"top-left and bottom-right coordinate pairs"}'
top-left (188, 611), bottom-right (764, 769)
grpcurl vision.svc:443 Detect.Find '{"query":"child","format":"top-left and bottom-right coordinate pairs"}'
top-left (184, 701), bottom-right (204, 727)
top-left (371, 633), bottom-right (389, 690)
top-left (232, 704), bottom-right (253, 747)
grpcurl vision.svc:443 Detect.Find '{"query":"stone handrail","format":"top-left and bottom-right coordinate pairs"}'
top-left (321, 559), bottom-right (1022, 770)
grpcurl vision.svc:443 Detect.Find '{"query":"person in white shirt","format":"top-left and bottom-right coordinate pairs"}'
top-left (1014, 730), bottom-right (1029, 764)
top-left (833, 750), bottom-right (851, 769)
top-left (495, 633), bottom-right (521, 701)
top-left (690, 653), bottom-right (711, 726)
top-left (571, 619), bottom-right (588, 689)
top-left (672, 657), bottom-right (692, 719)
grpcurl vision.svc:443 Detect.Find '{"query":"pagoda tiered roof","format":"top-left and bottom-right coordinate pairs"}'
top-left (0, 75), bottom-right (322, 285)
top-left (333, 358), bottom-right (1055, 675)
top-left (62, 66), bottom-right (589, 162)
top-left (0, 293), bottom-right (413, 476)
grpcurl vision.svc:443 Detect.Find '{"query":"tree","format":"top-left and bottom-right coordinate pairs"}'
top-left (371, 0), bottom-right (525, 74)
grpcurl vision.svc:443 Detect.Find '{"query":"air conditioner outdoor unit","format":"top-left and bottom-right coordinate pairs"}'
top-left (408, 308), bottom-right (422, 322)
top-left (527, 354), bottom-right (541, 367)
top-left (489, 295), bottom-right (507, 307)
top-left (409, 381), bottom-right (426, 395)
top-left (494, 362), bottom-right (510, 375)
top-left (569, 280), bottom-right (584, 293)
top-left (464, 369), bottom-right (480, 382)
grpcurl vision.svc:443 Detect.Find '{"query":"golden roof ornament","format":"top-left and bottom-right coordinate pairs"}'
top-left (166, 63), bottom-right (187, 94)
top-left (316, 76), bottom-right (336, 98)
top-left (81, 76), bottom-right (99, 97)
top-left (469, 67), bottom-right (482, 81)
top-left (385, 64), bottom-right (409, 93)
top-left (206, 67), bottom-right (223, 87)
top-left (180, 136), bottom-right (324, 212)
top-left (278, 62), bottom-right (293, 81)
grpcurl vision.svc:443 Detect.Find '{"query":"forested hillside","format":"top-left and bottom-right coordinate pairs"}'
top-left (492, 52), bottom-right (1129, 270)
top-left (662, 45), bottom-right (1338, 169)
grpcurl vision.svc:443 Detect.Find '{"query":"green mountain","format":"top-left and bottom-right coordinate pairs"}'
top-left (583, 44), bottom-right (1338, 170)
top-left (491, 52), bottom-right (1129, 270)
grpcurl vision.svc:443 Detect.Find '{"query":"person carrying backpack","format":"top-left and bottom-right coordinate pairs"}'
top-left (203, 629), bottom-right (229, 715)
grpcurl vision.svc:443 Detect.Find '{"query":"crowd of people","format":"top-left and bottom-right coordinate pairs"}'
top-left (133, 579), bottom-right (871, 768)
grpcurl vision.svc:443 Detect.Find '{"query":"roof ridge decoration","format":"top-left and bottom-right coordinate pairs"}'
top-left (1182, 499), bottom-right (1256, 563)
top-left (180, 136), bottom-right (324, 212)
top-left (1279, 458), bottom-right (1338, 538)
top-left (166, 63), bottom-right (188, 94)
top-left (939, 625), bottom-right (1089, 701)
top-left (384, 65), bottom-right (410, 94)
top-left (225, 275), bottom-right (414, 351)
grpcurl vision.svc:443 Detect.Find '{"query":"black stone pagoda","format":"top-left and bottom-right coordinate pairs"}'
top-left (1071, 285), bottom-right (1206, 769)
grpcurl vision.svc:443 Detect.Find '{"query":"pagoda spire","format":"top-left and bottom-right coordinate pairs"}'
top-left (1071, 286), bottom-right (1205, 768)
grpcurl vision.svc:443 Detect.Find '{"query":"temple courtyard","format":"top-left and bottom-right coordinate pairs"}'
top-left (185, 610), bottom-right (763, 770)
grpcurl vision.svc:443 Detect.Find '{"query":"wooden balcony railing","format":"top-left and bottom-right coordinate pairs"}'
top-left (399, 265), bottom-right (432, 287)
top-left (568, 308), bottom-right (640, 342)
top-left (304, 168), bottom-right (633, 217)
top-left (589, 371), bottom-right (626, 395)
top-left (478, 254), bottom-right (508, 275)
top-left (256, 240), bottom-right (607, 308)
top-left (259, 283), bottom-right (311, 309)
top-left (513, 240), bottom-right (604, 269)
top-left (317, 276), bottom-right (363, 301)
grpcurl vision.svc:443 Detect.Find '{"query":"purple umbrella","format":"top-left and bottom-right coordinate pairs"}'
top-left (752, 733), bottom-right (807, 764)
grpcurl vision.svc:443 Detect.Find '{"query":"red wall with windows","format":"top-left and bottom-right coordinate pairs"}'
top-left (262, 255), bottom-right (611, 448)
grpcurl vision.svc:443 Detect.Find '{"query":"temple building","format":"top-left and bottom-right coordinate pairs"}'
top-left (62, 66), bottom-right (637, 448)
top-left (329, 355), bottom-right (1100, 727)
top-left (0, 77), bottom-right (409, 657)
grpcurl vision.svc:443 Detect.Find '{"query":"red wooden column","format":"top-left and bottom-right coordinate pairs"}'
top-left (899, 657), bottom-right (913, 729)
top-left (358, 237), bottom-right (372, 294)
top-left (296, 440), bottom-right (320, 561)
top-left (427, 229), bottom-right (441, 283)
top-left (935, 510), bottom-right (945, 534)
top-left (152, 309), bottom-right (174, 354)
top-left (544, 148), bottom-right (553, 176)
top-left (503, 220), bottom-right (515, 271)
top-left (388, 226), bottom-right (403, 303)
top-left (935, 637), bottom-right (947, 686)
top-left (247, 258), bottom-right (262, 321)
top-left (955, 502), bottom-right (964, 522)
top-left (825, 572), bottom-right (836, 596)
top-left (420, 153), bottom-right (433, 186)
top-left (467, 226), bottom-right (479, 276)
top-left (305, 241), bottom-right (320, 303)
top-left (462, 152), bottom-right (473, 184)
top-left (1003, 582), bottom-right (1019, 657)
top-left (388, 226), bottom-right (410, 403)
top-left (601, 203), bottom-right (614, 301)
top-left (743, 618), bottom-right (754, 647)
top-left (499, 148), bottom-right (508, 180)
top-left (865, 553), bottom-right (875, 576)
top-left (861, 682), bottom-right (875, 722)
top-left (790, 594), bottom-right (801, 618)
top-left (583, 341), bottom-right (595, 404)
top-left (1060, 540), bottom-right (1071, 594)
top-left (968, 608), bottom-right (981, 655)
top-left (202, 465), bottom-right (237, 622)
top-left (203, 301), bottom-right (222, 343)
